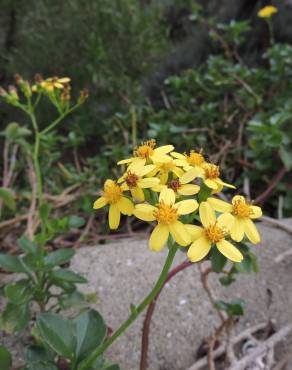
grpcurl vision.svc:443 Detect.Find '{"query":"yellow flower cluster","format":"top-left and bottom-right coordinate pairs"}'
top-left (257, 5), bottom-right (278, 18)
top-left (93, 141), bottom-right (262, 264)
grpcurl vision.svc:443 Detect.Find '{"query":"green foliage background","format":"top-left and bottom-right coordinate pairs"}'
top-left (0, 0), bottom-right (291, 217)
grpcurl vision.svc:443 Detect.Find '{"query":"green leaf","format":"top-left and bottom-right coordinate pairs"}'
top-left (0, 346), bottom-right (12, 370)
top-left (0, 254), bottom-right (28, 273)
top-left (25, 362), bottom-right (58, 370)
top-left (17, 236), bottom-right (37, 254)
top-left (50, 269), bottom-right (87, 284)
top-left (219, 274), bottom-right (236, 286)
top-left (0, 187), bottom-right (15, 211)
top-left (39, 203), bottom-right (51, 225)
top-left (73, 309), bottom-right (107, 363)
top-left (26, 345), bottom-right (55, 363)
top-left (58, 291), bottom-right (86, 309)
top-left (69, 215), bottom-right (86, 229)
top-left (103, 365), bottom-right (121, 370)
top-left (279, 146), bottom-right (292, 170)
top-left (214, 299), bottom-right (245, 316)
top-left (37, 313), bottom-right (75, 359)
top-left (44, 248), bottom-right (75, 268)
top-left (0, 303), bottom-right (31, 333)
top-left (4, 280), bottom-right (33, 304)
top-left (211, 247), bottom-right (227, 273)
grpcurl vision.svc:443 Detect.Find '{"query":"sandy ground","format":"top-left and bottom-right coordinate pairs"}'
top-left (1, 219), bottom-right (292, 370)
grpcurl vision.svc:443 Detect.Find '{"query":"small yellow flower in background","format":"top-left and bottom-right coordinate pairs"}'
top-left (181, 162), bottom-right (235, 192)
top-left (40, 77), bottom-right (71, 92)
top-left (117, 140), bottom-right (174, 168)
top-left (187, 202), bottom-right (243, 263)
top-left (93, 179), bottom-right (134, 229)
top-left (117, 163), bottom-right (160, 201)
top-left (207, 195), bottom-right (262, 244)
top-left (172, 150), bottom-right (206, 170)
top-left (258, 5), bottom-right (278, 18)
top-left (147, 160), bottom-right (184, 185)
top-left (133, 188), bottom-right (198, 251)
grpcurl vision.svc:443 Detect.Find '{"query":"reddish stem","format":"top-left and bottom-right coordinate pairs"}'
top-left (139, 260), bottom-right (193, 370)
top-left (254, 166), bottom-right (286, 204)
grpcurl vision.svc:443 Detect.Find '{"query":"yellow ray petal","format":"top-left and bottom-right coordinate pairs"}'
top-left (175, 199), bottom-right (198, 215)
top-left (217, 213), bottom-right (234, 232)
top-left (199, 202), bottom-right (216, 228)
top-left (93, 196), bottom-right (107, 209)
top-left (232, 195), bottom-right (245, 204)
top-left (216, 240), bottom-right (243, 262)
top-left (128, 158), bottom-right (146, 169)
top-left (178, 184), bottom-right (200, 196)
top-left (185, 224), bottom-right (204, 240)
top-left (187, 237), bottom-right (211, 262)
top-left (117, 158), bottom-right (132, 165)
top-left (133, 204), bottom-right (156, 221)
top-left (250, 205), bottom-right (262, 219)
top-left (154, 145), bottom-right (174, 154)
top-left (171, 152), bottom-right (185, 159)
top-left (230, 217), bottom-right (245, 242)
top-left (140, 164), bottom-right (157, 176)
top-left (180, 168), bottom-right (200, 184)
top-left (173, 167), bottom-right (184, 177)
top-left (130, 187), bottom-right (145, 201)
top-left (216, 179), bottom-right (236, 189)
top-left (109, 204), bottom-right (120, 230)
top-left (207, 197), bottom-right (233, 213)
top-left (159, 188), bottom-right (175, 205)
top-left (244, 218), bottom-right (261, 244)
top-left (139, 177), bottom-right (160, 188)
top-left (149, 224), bottom-right (169, 252)
top-left (118, 197), bottom-right (134, 215)
top-left (204, 179), bottom-right (217, 189)
top-left (159, 172), bottom-right (169, 185)
top-left (169, 221), bottom-right (191, 246)
top-left (151, 154), bottom-right (172, 163)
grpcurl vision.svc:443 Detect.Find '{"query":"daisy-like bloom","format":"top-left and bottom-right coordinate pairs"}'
top-left (147, 160), bottom-right (184, 185)
top-left (40, 77), bottom-right (71, 92)
top-left (133, 188), bottom-right (198, 251)
top-left (180, 162), bottom-right (235, 193)
top-left (258, 5), bottom-right (278, 18)
top-left (171, 150), bottom-right (206, 170)
top-left (93, 179), bottom-right (134, 230)
top-left (207, 195), bottom-right (262, 244)
top-left (117, 140), bottom-right (174, 168)
top-left (187, 202), bottom-right (243, 263)
top-left (117, 164), bottom-right (160, 201)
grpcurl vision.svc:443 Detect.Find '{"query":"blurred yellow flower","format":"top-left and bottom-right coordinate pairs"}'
top-left (187, 202), bottom-right (243, 263)
top-left (258, 5), bottom-right (278, 18)
top-left (39, 77), bottom-right (71, 92)
top-left (117, 163), bottom-right (160, 201)
top-left (93, 179), bottom-right (134, 229)
top-left (117, 140), bottom-right (174, 168)
top-left (133, 188), bottom-right (198, 251)
top-left (207, 195), bottom-right (262, 244)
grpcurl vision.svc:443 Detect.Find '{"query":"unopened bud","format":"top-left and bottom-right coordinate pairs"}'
top-left (34, 73), bottom-right (43, 84)
top-left (78, 88), bottom-right (89, 104)
top-left (14, 73), bottom-right (23, 84)
top-left (0, 87), bottom-right (7, 97)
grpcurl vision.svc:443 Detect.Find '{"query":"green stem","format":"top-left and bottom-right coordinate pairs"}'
top-left (79, 243), bottom-right (178, 370)
top-left (267, 19), bottom-right (275, 45)
top-left (41, 104), bottom-right (80, 135)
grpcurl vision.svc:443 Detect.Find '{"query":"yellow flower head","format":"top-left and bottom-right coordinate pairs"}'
top-left (172, 150), bottom-right (205, 170)
top-left (207, 195), bottom-right (262, 244)
top-left (39, 77), bottom-right (71, 92)
top-left (258, 5), bottom-right (278, 18)
top-left (93, 179), bottom-right (134, 230)
top-left (117, 140), bottom-right (174, 168)
top-left (187, 202), bottom-right (243, 263)
top-left (133, 188), bottom-right (198, 251)
top-left (179, 162), bottom-right (235, 193)
top-left (118, 163), bottom-right (160, 201)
